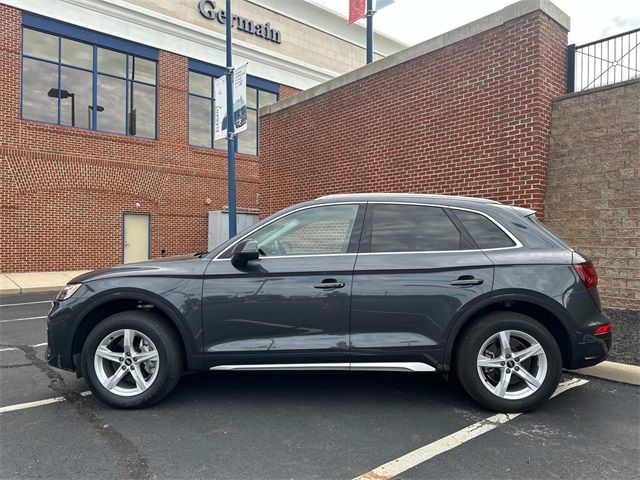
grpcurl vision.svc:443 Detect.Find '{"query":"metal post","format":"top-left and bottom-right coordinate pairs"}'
top-left (69, 93), bottom-right (75, 127)
top-left (566, 44), bottom-right (576, 93)
top-left (366, 0), bottom-right (373, 64)
top-left (226, 0), bottom-right (237, 238)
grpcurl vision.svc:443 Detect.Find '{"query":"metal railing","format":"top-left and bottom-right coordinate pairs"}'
top-left (567, 27), bottom-right (639, 93)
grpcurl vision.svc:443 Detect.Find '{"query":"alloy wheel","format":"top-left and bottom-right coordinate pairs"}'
top-left (93, 329), bottom-right (160, 397)
top-left (476, 329), bottom-right (548, 400)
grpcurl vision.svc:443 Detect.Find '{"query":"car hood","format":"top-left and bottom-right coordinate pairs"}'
top-left (69, 254), bottom-right (210, 283)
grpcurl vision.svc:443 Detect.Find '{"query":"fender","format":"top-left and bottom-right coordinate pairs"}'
top-left (441, 289), bottom-right (575, 371)
top-left (70, 287), bottom-right (202, 370)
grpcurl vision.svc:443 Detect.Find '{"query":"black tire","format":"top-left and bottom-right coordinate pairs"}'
top-left (81, 310), bottom-right (184, 408)
top-left (455, 311), bottom-right (562, 412)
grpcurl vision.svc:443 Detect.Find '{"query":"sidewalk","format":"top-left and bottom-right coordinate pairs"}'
top-left (0, 271), bottom-right (90, 294)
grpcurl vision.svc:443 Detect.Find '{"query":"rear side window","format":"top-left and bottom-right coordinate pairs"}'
top-left (370, 205), bottom-right (462, 252)
top-left (453, 210), bottom-right (515, 249)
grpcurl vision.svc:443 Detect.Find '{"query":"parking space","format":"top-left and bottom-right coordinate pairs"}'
top-left (1, 293), bottom-right (639, 480)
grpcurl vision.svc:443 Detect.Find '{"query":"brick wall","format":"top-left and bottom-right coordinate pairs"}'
top-left (259, 11), bottom-right (567, 217)
top-left (545, 80), bottom-right (640, 310)
top-left (0, 4), bottom-right (297, 272)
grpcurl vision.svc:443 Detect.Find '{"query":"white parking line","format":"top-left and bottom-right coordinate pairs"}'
top-left (0, 391), bottom-right (92, 414)
top-left (354, 378), bottom-right (589, 480)
top-left (0, 343), bottom-right (49, 352)
top-left (0, 316), bottom-right (47, 324)
top-left (0, 301), bottom-right (52, 308)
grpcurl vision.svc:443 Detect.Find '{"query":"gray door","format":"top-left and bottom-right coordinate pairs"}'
top-left (208, 211), bottom-right (258, 250)
top-left (350, 203), bottom-right (494, 363)
top-left (202, 204), bottom-right (364, 367)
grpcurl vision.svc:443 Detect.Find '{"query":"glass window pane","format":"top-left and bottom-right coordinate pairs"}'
top-left (246, 87), bottom-right (257, 108)
top-left (21, 58), bottom-right (58, 123)
top-left (60, 66), bottom-right (92, 129)
top-left (238, 110), bottom-right (257, 155)
top-left (97, 74), bottom-right (126, 134)
top-left (259, 90), bottom-right (277, 107)
top-left (249, 205), bottom-right (359, 256)
top-left (189, 95), bottom-right (212, 147)
top-left (61, 38), bottom-right (92, 69)
top-left (454, 210), bottom-right (515, 249)
top-left (189, 72), bottom-right (211, 97)
top-left (97, 48), bottom-right (126, 77)
top-left (129, 57), bottom-right (156, 84)
top-left (370, 205), bottom-right (462, 252)
top-left (23, 29), bottom-right (58, 62)
top-left (128, 82), bottom-right (156, 138)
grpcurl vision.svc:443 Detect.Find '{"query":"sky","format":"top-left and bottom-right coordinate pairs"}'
top-left (310, 0), bottom-right (640, 46)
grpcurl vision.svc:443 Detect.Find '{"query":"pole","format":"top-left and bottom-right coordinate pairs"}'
top-left (366, 0), bottom-right (373, 64)
top-left (225, 0), bottom-right (237, 238)
top-left (70, 93), bottom-right (75, 127)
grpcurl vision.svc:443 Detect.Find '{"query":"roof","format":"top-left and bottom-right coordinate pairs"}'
top-left (316, 193), bottom-right (502, 205)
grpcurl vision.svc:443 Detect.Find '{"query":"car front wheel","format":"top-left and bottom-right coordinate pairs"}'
top-left (455, 312), bottom-right (562, 412)
top-left (81, 311), bottom-right (184, 408)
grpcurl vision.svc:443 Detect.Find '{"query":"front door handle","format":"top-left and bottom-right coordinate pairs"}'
top-left (450, 275), bottom-right (484, 287)
top-left (314, 279), bottom-right (345, 289)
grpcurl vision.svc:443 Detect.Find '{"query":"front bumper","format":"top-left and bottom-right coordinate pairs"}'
top-left (46, 299), bottom-right (79, 372)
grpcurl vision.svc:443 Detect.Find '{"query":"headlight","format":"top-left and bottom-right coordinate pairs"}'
top-left (56, 283), bottom-right (82, 301)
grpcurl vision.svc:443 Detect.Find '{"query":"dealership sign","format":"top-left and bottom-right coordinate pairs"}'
top-left (198, 0), bottom-right (282, 44)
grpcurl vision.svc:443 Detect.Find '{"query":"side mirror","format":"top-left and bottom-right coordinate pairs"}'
top-left (231, 240), bottom-right (260, 268)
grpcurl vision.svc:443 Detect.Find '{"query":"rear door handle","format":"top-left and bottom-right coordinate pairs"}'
top-left (314, 279), bottom-right (345, 289)
top-left (450, 275), bottom-right (483, 287)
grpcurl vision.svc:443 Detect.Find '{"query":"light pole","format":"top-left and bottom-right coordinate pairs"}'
top-left (366, 0), bottom-right (373, 64)
top-left (88, 104), bottom-right (104, 129)
top-left (48, 88), bottom-right (75, 126)
top-left (225, 0), bottom-right (237, 238)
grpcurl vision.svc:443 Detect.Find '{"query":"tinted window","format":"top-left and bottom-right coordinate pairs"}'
top-left (454, 210), bottom-right (515, 249)
top-left (370, 205), bottom-right (462, 252)
top-left (246, 205), bottom-right (359, 257)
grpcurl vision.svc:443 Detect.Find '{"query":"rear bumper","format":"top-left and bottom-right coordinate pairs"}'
top-left (569, 332), bottom-right (612, 369)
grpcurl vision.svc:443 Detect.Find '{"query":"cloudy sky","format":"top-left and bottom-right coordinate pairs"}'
top-left (310, 0), bottom-right (639, 46)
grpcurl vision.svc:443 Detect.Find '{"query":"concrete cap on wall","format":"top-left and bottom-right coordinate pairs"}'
top-left (259, 0), bottom-right (570, 118)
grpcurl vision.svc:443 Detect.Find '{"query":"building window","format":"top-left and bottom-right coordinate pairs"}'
top-left (188, 69), bottom-right (278, 155)
top-left (21, 27), bottom-right (157, 139)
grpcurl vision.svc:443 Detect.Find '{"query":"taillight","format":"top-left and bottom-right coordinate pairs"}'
top-left (594, 323), bottom-right (612, 335)
top-left (573, 262), bottom-right (598, 289)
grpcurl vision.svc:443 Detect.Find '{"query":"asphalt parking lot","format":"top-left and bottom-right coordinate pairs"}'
top-left (1, 292), bottom-right (639, 480)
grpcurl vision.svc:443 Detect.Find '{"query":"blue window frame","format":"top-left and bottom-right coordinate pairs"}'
top-left (187, 59), bottom-right (279, 155)
top-left (21, 13), bottom-right (158, 139)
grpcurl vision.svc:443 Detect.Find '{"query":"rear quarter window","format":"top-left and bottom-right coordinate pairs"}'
top-left (453, 210), bottom-right (515, 249)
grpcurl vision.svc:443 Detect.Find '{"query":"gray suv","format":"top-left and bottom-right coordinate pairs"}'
top-left (47, 194), bottom-right (612, 411)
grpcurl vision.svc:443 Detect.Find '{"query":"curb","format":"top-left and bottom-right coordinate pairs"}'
top-left (568, 361), bottom-right (640, 386)
top-left (0, 284), bottom-right (65, 295)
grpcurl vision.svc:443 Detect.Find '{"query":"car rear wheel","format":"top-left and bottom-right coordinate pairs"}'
top-left (455, 311), bottom-right (562, 412)
top-left (81, 311), bottom-right (184, 408)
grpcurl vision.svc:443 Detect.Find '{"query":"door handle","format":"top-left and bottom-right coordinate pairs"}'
top-left (450, 275), bottom-right (483, 287)
top-left (314, 279), bottom-right (345, 289)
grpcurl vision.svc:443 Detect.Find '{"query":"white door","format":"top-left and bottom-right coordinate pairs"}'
top-left (123, 213), bottom-right (150, 263)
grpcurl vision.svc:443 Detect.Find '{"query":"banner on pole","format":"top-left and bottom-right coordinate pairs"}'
top-left (348, 0), bottom-right (365, 24)
top-left (214, 63), bottom-right (248, 141)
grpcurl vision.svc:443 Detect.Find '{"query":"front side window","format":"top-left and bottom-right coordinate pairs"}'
top-left (188, 70), bottom-right (278, 155)
top-left (369, 204), bottom-right (463, 252)
top-left (241, 205), bottom-right (360, 257)
top-left (21, 28), bottom-right (156, 138)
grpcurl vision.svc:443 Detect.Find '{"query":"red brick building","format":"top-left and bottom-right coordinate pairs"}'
top-left (0, 0), bottom-right (403, 272)
top-left (258, 1), bottom-right (569, 217)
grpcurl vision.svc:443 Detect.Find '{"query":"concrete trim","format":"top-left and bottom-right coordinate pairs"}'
top-left (569, 361), bottom-right (640, 386)
top-left (554, 78), bottom-right (640, 102)
top-left (259, 0), bottom-right (570, 117)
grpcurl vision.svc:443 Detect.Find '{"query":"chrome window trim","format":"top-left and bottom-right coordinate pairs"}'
top-left (213, 200), bottom-right (522, 261)
top-left (213, 201), bottom-right (366, 260)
